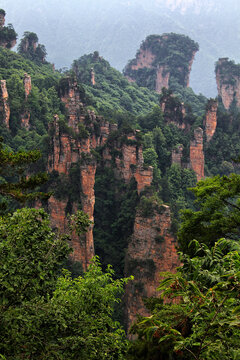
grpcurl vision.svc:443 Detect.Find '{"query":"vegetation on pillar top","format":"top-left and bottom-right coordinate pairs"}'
top-left (124, 33), bottom-right (199, 89)
top-left (18, 31), bottom-right (47, 65)
top-left (0, 9), bottom-right (17, 49)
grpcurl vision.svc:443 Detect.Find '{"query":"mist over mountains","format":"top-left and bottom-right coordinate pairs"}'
top-left (2, 0), bottom-right (240, 97)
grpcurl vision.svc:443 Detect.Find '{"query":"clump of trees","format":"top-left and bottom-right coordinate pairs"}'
top-left (18, 31), bottom-right (47, 64)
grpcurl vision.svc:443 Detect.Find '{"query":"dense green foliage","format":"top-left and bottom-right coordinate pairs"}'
top-left (94, 168), bottom-right (139, 278)
top-left (178, 174), bottom-right (240, 256)
top-left (0, 23), bottom-right (17, 49)
top-left (0, 47), bottom-right (61, 156)
top-left (0, 208), bottom-right (131, 359)
top-left (71, 52), bottom-right (159, 117)
top-left (215, 58), bottom-right (240, 84)
top-left (128, 239), bottom-right (240, 360)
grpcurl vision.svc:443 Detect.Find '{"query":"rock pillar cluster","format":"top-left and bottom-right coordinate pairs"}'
top-left (190, 127), bottom-right (204, 181)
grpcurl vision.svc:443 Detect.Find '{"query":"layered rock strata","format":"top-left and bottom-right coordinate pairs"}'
top-left (125, 204), bottom-right (180, 330)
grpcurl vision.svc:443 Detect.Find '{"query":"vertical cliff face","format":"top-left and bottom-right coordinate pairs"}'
top-left (204, 99), bottom-right (218, 142)
top-left (190, 127), bottom-right (204, 181)
top-left (216, 58), bottom-right (240, 110)
top-left (124, 33), bottom-right (198, 92)
top-left (48, 78), bottom-right (119, 269)
top-left (156, 66), bottom-right (170, 93)
top-left (23, 73), bottom-right (32, 100)
top-left (125, 204), bottom-right (180, 329)
top-left (0, 80), bottom-right (10, 128)
top-left (114, 135), bottom-right (153, 193)
top-left (20, 74), bottom-right (32, 130)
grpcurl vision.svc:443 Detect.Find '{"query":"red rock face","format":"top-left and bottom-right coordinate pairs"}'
top-left (108, 132), bottom-right (153, 194)
top-left (90, 68), bottom-right (95, 86)
top-left (124, 204), bottom-right (180, 330)
top-left (190, 127), bottom-right (204, 181)
top-left (0, 80), bottom-right (10, 128)
top-left (204, 99), bottom-right (218, 142)
top-left (156, 66), bottom-right (170, 93)
top-left (216, 58), bottom-right (240, 110)
top-left (23, 73), bottom-right (32, 100)
top-left (47, 79), bottom-right (115, 270)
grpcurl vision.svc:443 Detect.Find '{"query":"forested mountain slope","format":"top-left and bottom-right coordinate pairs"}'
top-left (1, 11), bottom-right (240, 331)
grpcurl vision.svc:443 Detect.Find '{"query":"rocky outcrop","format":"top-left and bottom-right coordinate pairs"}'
top-left (23, 73), bottom-right (32, 99)
top-left (190, 127), bottom-right (204, 181)
top-left (160, 89), bottom-right (187, 129)
top-left (216, 58), bottom-right (240, 110)
top-left (125, 204), bottom-right (180, 330)
top-left (90, 68), bottom-right (95, 86)
top-left (204, 99), bottom-right (218, 142)
top-left (0, 80), bottom-right (10, 128)
top-left (20, 74), bottom-right (32, 130)
top-left (156, 66), bottom-right (170, 93)
top-left (124, 33), bottom-right (198, 92)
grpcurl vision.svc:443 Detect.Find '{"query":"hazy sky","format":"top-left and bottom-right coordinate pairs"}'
top-left (1, 0), bottom-right (240, 96)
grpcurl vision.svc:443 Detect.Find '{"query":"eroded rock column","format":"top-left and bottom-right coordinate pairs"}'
top-left (0, 80), bottom-right (10, 128)
top-left (190, 127), bottom-right (204, 181)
